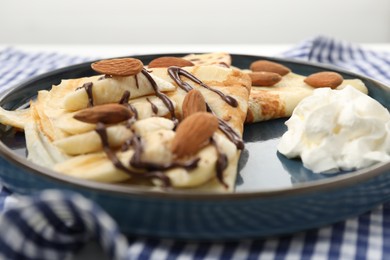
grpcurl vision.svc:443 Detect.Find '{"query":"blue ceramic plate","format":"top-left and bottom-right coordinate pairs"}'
top-left (0, 54), bottom-right (389, 240)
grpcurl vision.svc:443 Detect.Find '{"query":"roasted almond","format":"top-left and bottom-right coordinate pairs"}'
top-left (148, 57), bottom-right (194, 68)
top-left (304, 71), bottom-right (343, 89)
top-left (250, 60), bottom-right (291, 76)
top-left (171, 112), bottom-right (218, 157)
top-left (249, 71), bottom-right (282, 86)
top-left (91, 58), bottom-right (143, 76)
top-left (74, 104), bottom-right (133, 124)
top-left (182, 89), bottom-right (207, 118)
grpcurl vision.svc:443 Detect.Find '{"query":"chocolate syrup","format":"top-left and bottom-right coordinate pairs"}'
top-left (217, 119), bottom-right (244, 150)
top-left (166, 67), bottom-right (244, 150)
top-left (218, 62), bottom-right (230, 68)
top-left (127, 104), bottom-right (139, 121)
top-left (119, 90), bottom-right (130, 104)
top-left (167, 66), bottom-right (238, 107)
top-left (135, 74), bottom-right (139, 89)
top-left (76, 82), bottom-right (94, 107)
top-left (118, 90), bottom-right (139, 121)
top-left (95, 123), bottom-right (171, 187)
top-left (211, 138), bottom-right (229, 189)
top-left (146, 98), bottom-right (159, 114)
top-left (98, 74), bottom-right (112, 80)
top-left (141, 69), bottom-right (176, 121)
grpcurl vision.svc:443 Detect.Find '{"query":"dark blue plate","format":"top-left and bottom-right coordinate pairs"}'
top-left (0, 54), bottom-right (389, 240)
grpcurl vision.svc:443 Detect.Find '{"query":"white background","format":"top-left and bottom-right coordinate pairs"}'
top-left (1, 0), bottom-right (389, 45)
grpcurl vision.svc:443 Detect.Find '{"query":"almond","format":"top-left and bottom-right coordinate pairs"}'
top-left (148, 57), bottom-right (194, 68)
top-left (74, 104), bottom-right (133, 124)
top-left (249, 71), bottom-right (282, 86)
top-left (304, 71), bottom-right (343, 89)
top-left (250, 60), bottom-right (291, 76)
top-left (91, 58), bottom-right (143, 76)
top-left (182, 89), bottom-right (207, 118)
top-left (171, 112), bottom-right (218, 157)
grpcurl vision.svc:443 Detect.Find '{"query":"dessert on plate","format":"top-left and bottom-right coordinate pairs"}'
top-left (0, 56), bottom-right (251, 192)
top-left (1, 51), bottom-right (384, 191)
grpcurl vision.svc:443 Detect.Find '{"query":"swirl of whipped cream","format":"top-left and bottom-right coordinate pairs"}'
top-left (277, 86), bottom-right (390, 173)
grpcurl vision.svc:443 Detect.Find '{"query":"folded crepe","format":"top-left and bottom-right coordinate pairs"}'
top-left (0, 57), bottom-right (251, 192)
top-left (183, 52), bottom-right (369, 123)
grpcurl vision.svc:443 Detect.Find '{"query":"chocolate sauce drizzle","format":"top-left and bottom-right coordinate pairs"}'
top-left (134, 74), bottom-right (139, 89)
top-left (141, 69), bottom-right (177, 122)
top-left (95, 123), bottom-right (171, 187)
top-left (83, 82), bottom-right (94, 107)
top-left (118, 90), bottom-right (139, 122)
top-left (167, 67), bottom-right (244, 150)
top-left (118, 90), bottom-right (130, 104)
top-left (217, 119), bottom-right (244, 150)
top-left (76, 82), bottom-right (94, 107)
top-left (146, 98), bottom-right (158, 114)
top-left (98, 74), bottom-right (112, 80)
top-left (218, 62), bottom-right (230, 68)
top-left (211, 138), bottom-right (229, 189)
top-left (167, 66), bottom-right (238, 107)
top-left (127, 104), bottom-right (139, 121)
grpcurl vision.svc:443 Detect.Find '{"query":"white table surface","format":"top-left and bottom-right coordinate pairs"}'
top-left (1, 43), bottom-right (390, 259)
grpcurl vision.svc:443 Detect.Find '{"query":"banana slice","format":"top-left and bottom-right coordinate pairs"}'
top-left (141, 129), bottom-right (174, 165)
top-left (165, 145), bottom-right (217, 188)
top-left (54, 125), bottom-right (133, 155)
top-left (55, 112), bottom-right (96, 135)
top-left (54, 151), bottom-right (133, 183)
top-left (131, 117), bottom-right (175, 136)
top-left (63, 73), bottom-right (176, 111)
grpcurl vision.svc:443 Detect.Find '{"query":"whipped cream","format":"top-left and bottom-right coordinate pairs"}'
top-left (277, 86), bottom-right (390, 173)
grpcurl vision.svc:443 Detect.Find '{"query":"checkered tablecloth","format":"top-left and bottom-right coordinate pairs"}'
top-left (0, 36), bottom-right (389, 259)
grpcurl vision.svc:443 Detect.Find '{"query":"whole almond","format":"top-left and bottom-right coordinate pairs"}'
top-left (148, 57), bottom-right (194, 68)
top-left (171, 112), bottom-right (218, 157)
top-left (249, 71), bottom-right (282, 86)
top-left (74, 104), bottom-right (133, 124)
top-left (250, 60), bottom-right (291, 76)
top-left (304, 71), bottom-right (343, 89)
top-left (91, 58), bottom-right (143, 76)
top-left (182, 89), bottom-right (207, 118)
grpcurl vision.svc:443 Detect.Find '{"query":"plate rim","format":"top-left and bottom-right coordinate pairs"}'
top-left (0, 53), bottom-right (389, 200)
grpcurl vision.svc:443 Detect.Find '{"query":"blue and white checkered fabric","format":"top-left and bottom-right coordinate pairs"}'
top-left (0, 36), bottom-right (390, 259)
top-left (282, 35), bottom-right (390, 85)
top-left (0, 48), bottom-right (93, 93)
top-left (0, 190), bottom-right (128, 259)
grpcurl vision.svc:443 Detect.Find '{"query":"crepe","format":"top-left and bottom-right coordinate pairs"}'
top-left (184, 52), bottom-right (369, 123)
top-left (0, 58), bottom-right (251, 192)
top-left (246, 73), bottom-right (368, 122)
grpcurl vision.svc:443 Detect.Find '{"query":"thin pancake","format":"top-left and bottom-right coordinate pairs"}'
top-left (179, 52), bottom-right (369, 123)
top-left (246, 72), bottom-right (368, 123)
top-left (0, 62), bottom-right (251, 192)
